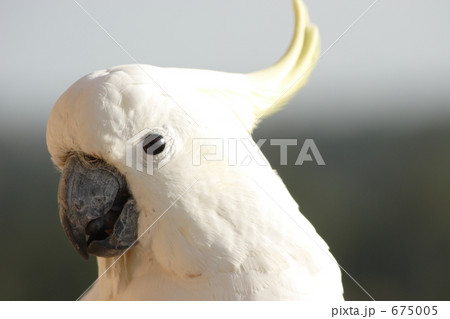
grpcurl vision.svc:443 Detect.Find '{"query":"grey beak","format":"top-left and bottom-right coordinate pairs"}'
top-left (58, 153), bottom-right (138, 260)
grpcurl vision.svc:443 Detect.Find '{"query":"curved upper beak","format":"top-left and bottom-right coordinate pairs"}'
top-left (58, 153), bottom-right (138, 260)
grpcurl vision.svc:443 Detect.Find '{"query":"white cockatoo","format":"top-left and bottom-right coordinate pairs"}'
top-left (47, 0), bottom-right (343, 300)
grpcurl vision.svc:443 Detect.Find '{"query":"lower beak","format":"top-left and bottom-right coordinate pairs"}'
top-left (58, 153), bottom-right (138, 260)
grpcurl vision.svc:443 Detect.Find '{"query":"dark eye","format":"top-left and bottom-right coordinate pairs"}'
top-left (143, 134), bottom-right (166, 155)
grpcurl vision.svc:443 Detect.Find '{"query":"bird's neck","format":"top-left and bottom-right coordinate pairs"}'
top-left (90, 249), bottom-right (148, 300)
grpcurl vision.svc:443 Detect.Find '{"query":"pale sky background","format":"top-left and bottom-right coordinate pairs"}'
top-left (1, 0), bottom-right (449, 133)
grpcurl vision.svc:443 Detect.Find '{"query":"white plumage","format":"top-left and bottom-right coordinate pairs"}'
top-left (47, 0), bottom-right (343, 300)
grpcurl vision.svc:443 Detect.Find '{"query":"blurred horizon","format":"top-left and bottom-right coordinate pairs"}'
top-left (1, 121), bottom-right (449, 300)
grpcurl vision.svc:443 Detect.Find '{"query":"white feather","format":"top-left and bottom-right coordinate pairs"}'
top-left (47, 0), bottom-right (343, 300)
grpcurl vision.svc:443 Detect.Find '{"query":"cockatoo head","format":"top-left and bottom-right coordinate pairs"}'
top-left (46, 65), bottom-right (254, 259)
top-left (47, 0), bottom-right (319, 261)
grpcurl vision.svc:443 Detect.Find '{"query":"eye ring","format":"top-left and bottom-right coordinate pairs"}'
top-left (142, 134), bottom-right (166, 155)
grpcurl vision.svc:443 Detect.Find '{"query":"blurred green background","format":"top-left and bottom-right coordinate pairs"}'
top-left (1, 0), bottom-right (449, 300)
top-left (0, 122), bottom-right (448, 300)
